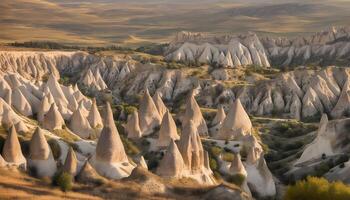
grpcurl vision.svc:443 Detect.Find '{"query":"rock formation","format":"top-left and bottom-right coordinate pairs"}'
top-left (157, 140), bottom-right (184, 178)
top-left (90, 102), bottom-right (135, 179)
top-left (2, 126), bottom-right (26, 169)
top-left (182, 91), bottom-right (208, 137)
top-left (42, 103), bottom-right (65, 131)
top-left (12, 88), bottom-right (33, 116)
top-left (216, 99), bottom-right (252, 140)
top-left (69, 107), bottom-right (94, 139)
top-left (28, 127), bottom-right (57, 178)
top-left (125, 110), bottom-right (142, 139)
top-left (76, 159), bottom-right (105, 184)
top-left (165, 31), bottom-right (270, 68)
top-left (153, 91), bottom-right (168, 119)
top-left (295, 114), bottom-right (334, 165)
top-left (229, 153), bottom-right (247, 177)
top-left (177, 120), bottom-right (216, 184)
top-left (63, 147), bottom-right (78, 176)
top-left (245, 153), bottom-right (276, 198)
top-left (138, 89), bottom-right (162, 136)
top-left (157, 110), bottom-right (180, 147)
top-left (87, 99), bottom-right (103, 128)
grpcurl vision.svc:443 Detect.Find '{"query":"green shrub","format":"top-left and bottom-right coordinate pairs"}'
top-left (222, 152), bottom-right (234, 162)
top-left (209, 158), bottom-right (218, 171)
top-left (124, 105), bottom-right (137, 116)
top-left (52, 172), bottom-right (73, 192)
top-left (210, 146), bottom-right (222, 157)
top-left (284, 176), bottom-right (350, 200)
top-left (226, 173), bottom-right (246, 186)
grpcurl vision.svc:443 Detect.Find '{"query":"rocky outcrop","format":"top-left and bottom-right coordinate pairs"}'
top-left (216, 99), bottom-right (252, 140)
top-left (2, 126), bottom-right (26, 169)
top-left (295, 114), bottom-right (334, 165)
top-left (87, 99), bottom-right (103, 129)
top-left (177, 121), bottom-right (216, 185)
top-left (90, 102), bottom-right (135, 179)
top-left (138, 89), bottom-right (162, 136)
top-left (153, 91), bottom-right (168, 119)
top-left (261, 27), bottom-right (350, 67)
top-left (165, 31), bottom-right (270, 68)
top-left (125, 110), bottom-right (142, 139)
top-left (182, 91), bottom-right (208, 137)
top-left (28, 127), bottom-right (57, 178)
top-left (62, 147), bottom-right (78, 176)
top-left (69, 107), bottom-right (94, 139)
top-left (156, 140), bottom-right (184, 178)
top-left (126, 110), bottom-right (142, 139)
top-left (245, 154), bottom-right (276, 198)
top-left (42, 103), bottom-right (65, 131)
top-left (157, 110), bottom-right (180, 147)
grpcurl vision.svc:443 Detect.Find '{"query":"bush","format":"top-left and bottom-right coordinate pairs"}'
top-left (226, 174), bottom-right (246, 186)
top-left (52, 172), bottom-right (73, 192)
top-left (209, 158), bottom-right (218, 171)
top-left (210, 146), bottom-right (222, 157)
top-left (284, 176), bottom-right (350, 200)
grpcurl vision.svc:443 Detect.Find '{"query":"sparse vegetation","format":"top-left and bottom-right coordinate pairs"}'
top-left (284, 176), bottom-right (350, 200)
top-left (226, 174), bottom-right (246, 186)
top-left (52, 172), bottom-right (73, 192)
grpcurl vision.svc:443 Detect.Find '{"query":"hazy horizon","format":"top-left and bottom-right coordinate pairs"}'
top-left (2, 0), bottom-right (350, 46)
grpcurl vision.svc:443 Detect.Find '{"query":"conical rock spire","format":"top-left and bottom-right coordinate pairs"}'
top-left (2, 126), bottom-right (26, 169)
top-left (42, 103), bottom-right (65, 131)
top-left (87, 99), bottom-right (103, 128)
top-left (153, 91), bottom-right (168, 119)
top-left (157, 110), bottom-right (179, 147)
top-left (157, 140), bottom-right (184, 178)
top-left (91, 102), bottom-right (135, 179)
top-left (28, 127), bottom-right (57, 177)
top-left (138, 89), bottom-right (162, 136)
top-left (69, 107), bottom-right (93, 139)
top-left (216, 99), bottom-right (252, 140)
top-left (126, 110), bottom-right (142, 139)
top-left (76, 160), bottom-right (106, 184)
top-left (182, 90), bottom-right (208, 136)
top-left (229, 153), bottom-right (247, 176)
top-left (12, 88), bottom-right (33, 116)
top-left (178, 120), bottom-right (204, 171)
top-left (212, 105), bottom-right (226, 126)
top-left (63, 147), bottom-right (78, 176)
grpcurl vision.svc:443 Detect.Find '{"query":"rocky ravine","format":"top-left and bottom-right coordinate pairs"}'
top-left (1, 50), bottom-right (350, 121)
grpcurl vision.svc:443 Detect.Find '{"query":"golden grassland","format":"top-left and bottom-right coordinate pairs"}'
top-left (1, 0), bottom-right (350, 46)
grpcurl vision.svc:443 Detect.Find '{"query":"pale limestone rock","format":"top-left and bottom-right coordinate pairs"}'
top-left (138, 89), bottom-right (162, 136)
top-left (12, 88), bottom-right (33, 116)
top-left (157, 110), bottom-right (179, 147)
top-left (91, 102), bottom-right (135, 179)
top-left (28, 127), bottom-right (57, 178)
top-left (42, 103), bottom-right (65, 131)
top-left (216, 99), bottom-right (252, 140)
top-left (69, 108), bottom-right (94, 139)
top-left (62, 147), bottom-right (78, 176)
top-left (182, 91), bottom-right (208, 137)
top-left (126, 110), bottom-right (142, 139)
top-left (157, 140), bottom-right (184, 178)
top-left (153, 91), bottom-right (168, 119)
top-left (87, 99), bottom-right (103, 128)
top-left (2, 126), bottom-right (26, 169)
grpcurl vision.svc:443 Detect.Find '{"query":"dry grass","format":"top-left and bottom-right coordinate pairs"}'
top-left (0, 168), bottom-right (100, 200)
